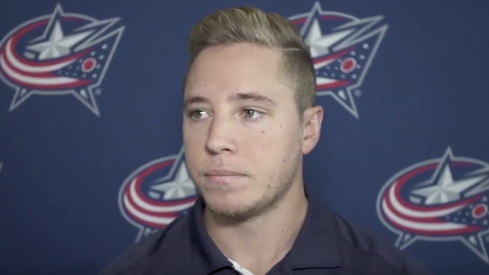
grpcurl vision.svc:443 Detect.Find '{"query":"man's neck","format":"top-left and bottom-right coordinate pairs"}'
top-left (203, 182), bottom-right (308, 275)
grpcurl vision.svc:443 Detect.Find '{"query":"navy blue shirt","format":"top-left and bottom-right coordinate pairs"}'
top-left (98, 193), bottom-right (433, 275)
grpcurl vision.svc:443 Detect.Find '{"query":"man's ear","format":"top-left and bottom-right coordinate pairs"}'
top-left (301, 105), bottom-right (324, 155)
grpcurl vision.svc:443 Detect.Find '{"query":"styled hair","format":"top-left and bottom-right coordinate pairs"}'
top-left (184, 6), bottom-right (317, 119)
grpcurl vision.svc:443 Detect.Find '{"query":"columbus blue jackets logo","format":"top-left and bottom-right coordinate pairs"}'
top-left (118, 146), bottom-right (199, 242)
top-left (289, 2), bottom-right (387, 118)
top-left (377, 148), bottom-right (489, 263)
top-left (0, 4), bottom-right (124, 116)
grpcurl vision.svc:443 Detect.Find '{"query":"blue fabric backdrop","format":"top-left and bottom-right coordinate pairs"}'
top-left (0, 0), bottom-right (488, 274)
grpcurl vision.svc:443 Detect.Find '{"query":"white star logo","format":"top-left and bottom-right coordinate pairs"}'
top-left (412, 165), bottom-right (486, 205)
top-left (305, 18), bottom-right (354, 63)
top-left (150, 161), bottom-right (197, 200)
top-left (27, 20), bottom-right (92, 60)
top-left (288, 2), bottom-right (388, 119)
top-left (377, 147), bottom-right (489, 264)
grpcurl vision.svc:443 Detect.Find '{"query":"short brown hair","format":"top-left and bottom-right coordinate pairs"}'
top-left (184, 6), bottom-right (317, 119)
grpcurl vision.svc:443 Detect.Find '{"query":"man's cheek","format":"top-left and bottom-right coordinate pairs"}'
top-left (185, 128), bottom-right (206, 144)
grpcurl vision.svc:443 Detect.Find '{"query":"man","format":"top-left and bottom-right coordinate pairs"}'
top-left (99, 6), bottom-right (432, 275)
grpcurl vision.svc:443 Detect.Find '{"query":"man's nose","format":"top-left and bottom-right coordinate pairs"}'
top-left (205, 116), bottom-right (237, 154)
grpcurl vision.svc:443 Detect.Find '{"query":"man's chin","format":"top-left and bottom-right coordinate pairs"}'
top-left (203, 196), bottom-right (257, 221)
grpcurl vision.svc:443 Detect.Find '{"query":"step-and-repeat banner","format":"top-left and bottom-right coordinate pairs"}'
top-left (0, 1), bottom-right (488, 274)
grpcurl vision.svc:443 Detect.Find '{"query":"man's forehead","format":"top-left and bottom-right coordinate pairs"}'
top-left (185, 78), bottom-right (286, 103)
top-left (186, 44), bottom-right (283, 83)
top-left (183, 44), bottom-right (293, 104)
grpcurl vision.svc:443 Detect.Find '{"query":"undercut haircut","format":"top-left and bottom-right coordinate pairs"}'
top-left (184, 6), bottom-right (317, 120)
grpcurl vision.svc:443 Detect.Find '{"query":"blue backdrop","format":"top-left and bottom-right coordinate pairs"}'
top-left (1, 0), bottom-right (488, 274)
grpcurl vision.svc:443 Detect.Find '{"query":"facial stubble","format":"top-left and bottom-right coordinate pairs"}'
top-left (200, 141), bottom-right (302, 224)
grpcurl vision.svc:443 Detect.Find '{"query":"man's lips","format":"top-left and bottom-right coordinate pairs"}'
top-left (204, 169), bottom-right (245, 177)
top-left (203, 169), bottom-right (246, 185)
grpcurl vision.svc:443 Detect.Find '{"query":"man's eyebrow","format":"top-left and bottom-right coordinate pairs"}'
top-left (183, 92), bottom-right (277, 108)
top-left (227, 92), bottom-right (277, 105)
top-left (183, 96), bottom-right (208, 109)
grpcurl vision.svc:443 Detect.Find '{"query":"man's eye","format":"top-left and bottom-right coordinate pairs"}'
top-left (242, 109), bottom-right (263, 120)
top-left (190, 110), bottom-right (209, 119)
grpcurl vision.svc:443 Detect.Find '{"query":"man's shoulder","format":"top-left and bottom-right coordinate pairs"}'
top-left (97, 215), bottom-right (190, 275)
top-left (333, 213), bottom-right (432, 275)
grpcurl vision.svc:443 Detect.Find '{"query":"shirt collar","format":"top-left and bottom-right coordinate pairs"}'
top-left (187, 185), bottom-right (342, 274)
top-left (288, 191), bottom-right (342, 269)
top-left (188, 197), bottom-right (234, 274)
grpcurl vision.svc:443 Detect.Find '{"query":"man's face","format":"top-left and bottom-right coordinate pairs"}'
top-left (183, 43), bottom-right (306, 220)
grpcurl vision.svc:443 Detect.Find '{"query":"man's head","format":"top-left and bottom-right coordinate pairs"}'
top-left (182, 6), bottom-right (323, 221)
